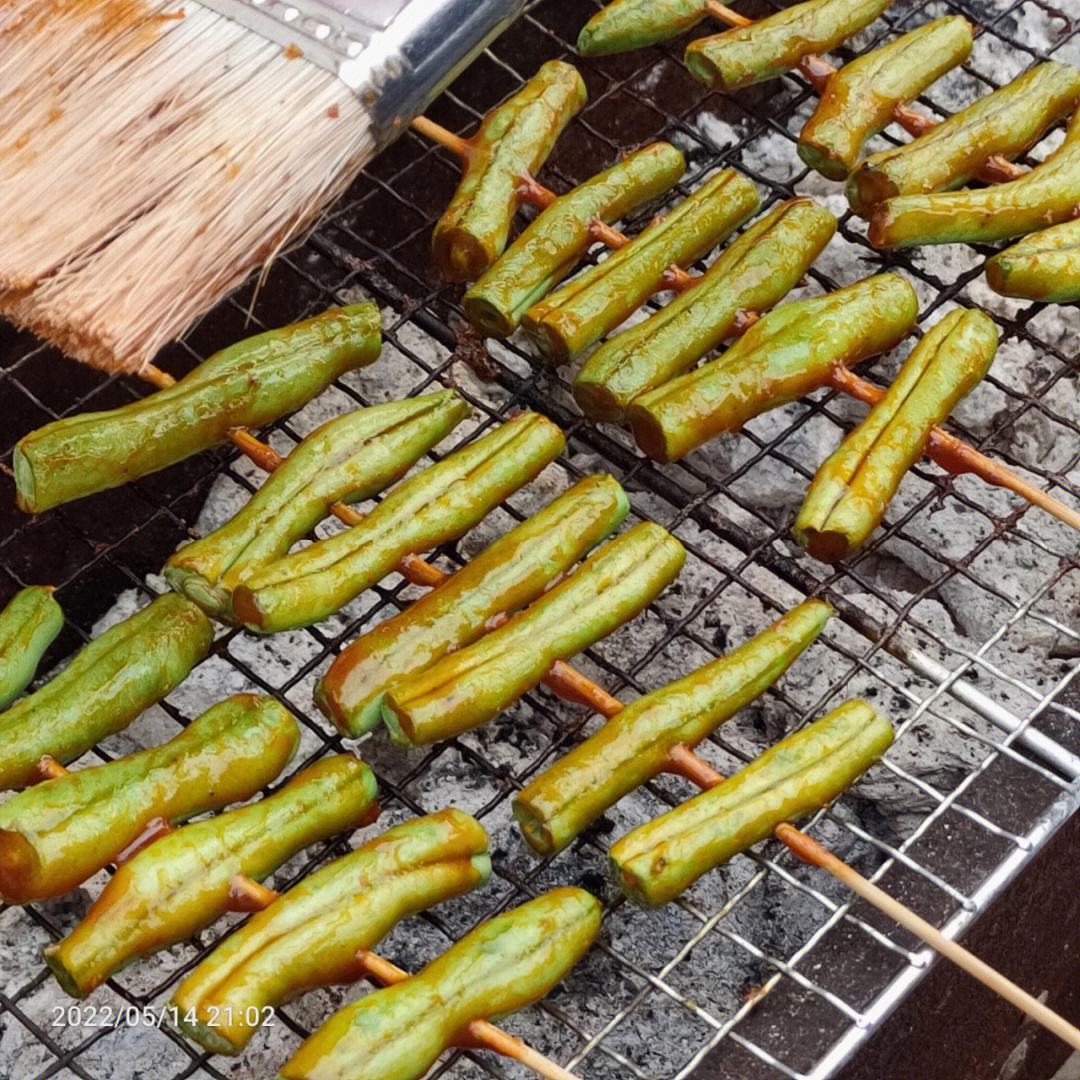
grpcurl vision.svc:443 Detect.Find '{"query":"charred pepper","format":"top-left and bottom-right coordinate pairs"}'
top-left (986, 218), bottom-right (1080, 303)
top-left (165, 391), bottom-right (469, 621)
top-left (173, 809), bottom-right (491, 1055)
top-left (382, 522), bottom-right (685, 747)
top-left (44, 755), bottom-right (377, 998)
top-left (463, 143), bottom-right (687, 338)
top-left (628, 273), bottom-right (919, 462)
top-left (434, 60), bottom-right (587, 282)
top-left (523, 169), bottom-right (760, 365)
top-left (515, 599), bottom-right (831, 856)
top-left (14, 304), bottom-right (383, 514)
top-left (0, 594), bottom-right (213, 791)
top-left (611, 700), bottom-right (893, 906)
top-left (232, 412), bottom-right (565, 634)
top-left (794, 308), bottom-right (998, 562)
top-left (577, 0), bottom-right (711, 56)
top-left (278, 887), bottom-right (600, 1080)
top-left (317, 474), bottom-right (629, 737)
top-left (0, 586), bottom-right (63, 710)
top-left (0, 694), bottom-right (299, 904)
top-left (573, 198), bottom-right (837, 423)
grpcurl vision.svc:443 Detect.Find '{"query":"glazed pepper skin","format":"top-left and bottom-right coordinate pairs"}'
top-left (463, 143), bottom-right (687, 338)
top-left (433, 61), bottom-right (587, 282)
top-left (798, 17), bottom-right (973, 180)
top-left (0, 695), bottom-right (298, 905)
top-left (514, 599), bottom-right (831, 856)
top-left (0, 594), bottom-right (213, 791)
top-left (13, 304), bottom-right (383, 514)
top-left (611, 700), bottom-right (893, 906)
top-left (278, 887), bottom-right (601, 1080)
top-left (848, 61), bottom-right (1080, 217)
top-left (317, 475), bottom-right (629, 737)
top-left (165, 392), bottom-right (469, 621)
top-left (794, 309), bottom-right (997, 562)
top-left (573, 199), bottom-right (837, 423)
top-left (44, 755), bottom-right (377, 999)
top-left (523, 169), bottom-right (760, 365)
top-left (173, 809), bottom-right (491, 1055)
top-left (684, 0), bottom-right (892, 92)
top-left (629, 273), bottom-right (918, 463)
top-left (986, 218), bottom-right (1080, 302)
top-left (232, 412), bottom-right (565, 635)
top-left (577, 0), bottom-right (709, 55)
top-left (0, 586), bottom-right (63, 710)
top-left (382, 523), bottom-right (685, 747)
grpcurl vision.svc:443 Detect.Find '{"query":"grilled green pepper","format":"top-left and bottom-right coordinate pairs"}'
top-left (523, 169), bottom-right (760, 365)
top-left (0, 694), bottom-right (298, 905)
top-left (173, 809), bottom-right (491, 1055)
top-left (685, 0), bottom-right (893, 92)
top-left (0, 586), bottom-right (63, 710)
top-left (794, 308), bottom-right (997, 562)
top-left (611, 699), bottom-right (893, 906)
top-left (278, 887), bottom-right (600, 1080)
top-left (848, 61), bottom-right (1080, 217)
top-left (629, 273), bottom-right (918, 463)
top-left (577, 0), bottom-right (710, 55)
top-left (573, 198), bottom-right (837, 423)
top-left (986, 217), bottom-right (1080, 302)
top-left (0, 594), bottom-right (213, 791)
top-left (317, 474), bottom-right (629, 737)
top-left (798, 17), bottom-right (973, 180)
top-left (165, 392), bottom-right (469, 621)
top-left (463, 143), bottom-right (687, 338)
top-left (434, 61), bottom-right (587, 282)
top-left (44, 755), bottom-right (377, 998)
top-left (233, 412), bottom-right (565, 634)
top-left (382, 522), bottom-right (685, 747)
top-left (515, 599), bottom-right (830, 856)
top-left (14, 304), bottom-right (382, 514)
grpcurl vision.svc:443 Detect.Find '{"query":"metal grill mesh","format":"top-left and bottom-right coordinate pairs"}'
top-left (2, 0), bottom-right (1080, 1077)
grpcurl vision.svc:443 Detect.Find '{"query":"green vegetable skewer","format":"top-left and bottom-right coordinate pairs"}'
top-left (577, 0), bottom-right (711, 55)
top-left (986, 218), bottom-right (1080, 303)
top-left (0, 586), bottom-right (63, 710)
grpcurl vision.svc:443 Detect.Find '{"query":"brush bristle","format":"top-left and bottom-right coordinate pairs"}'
top-left (0, 0), bottom-right (374, 373)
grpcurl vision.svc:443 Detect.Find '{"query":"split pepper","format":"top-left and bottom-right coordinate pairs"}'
top-left (14, 304), bottom-right (382, 514)
top-left (317, 474), bottom-right (629, 737)
top-left (232, 412), bottom-right (565, 635)
top-left (611, 699), bottom-right (893, 906)
top-left (577, 0), bottom-right (712, 56)
top-left (0, 586), bottom-right (63, 710)
top-left (514, 599), bottom-right (831, 856)
top-left (0, 694), bottom-right (299, 904)
top-left (986, 218), bottom-right (1080, 303)
top-left (165, 391), bottom-right (469, 621)
top-left (278, 887), bottom-right (601, 1080)
top-left (794, 308), bottom-right (998, 562)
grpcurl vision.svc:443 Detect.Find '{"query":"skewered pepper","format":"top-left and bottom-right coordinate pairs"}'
top-left (278, 887), bottom-right (600, 1080)
top-left (794, 308), bottom-right (997, 562)
top-left (317, 474), bottom-right (629, 737)
top-left (382, 522), bottom-right (685, 747)
top-left (573, 198), bottom-right (837, 423)
top-left (611, 699), bottom-right (893, 906)
top-left (0, 694), bottom-right (298, 904)
top-left (684, 0), bottom-right (893, 92)
top-left (44, 754), bottom-right (377, 998)
top-left (986, 217), bottom-right (1080, 302)
top-left (165, 392), bottom-right (469, 621)
top-left (848, 60), bottom-right (1080, 217)
top-left (577, 0), bottom-right (710, 56)
top-left (0, 586), bottom-right (63, 710)
top-left (628, 273), bottom-right (918, 463)
top-left (463, 143), bottom-right (687, 338)
top-left (523, 169), bottom-right (760, 364)
top-left (233, 412), bottom-right (565, 634)
top-left (433, 61), bottom-right (587, 282)
top-left (798, 17), bottom-right (973, 180)
top-left (515, 599), bottom-right (830, 856)
top-left (0, 594), bottom-right (213, 791)
top-left (13, 304), bottom-right (383, 514)
top-left (173, 809), bottom-right (491, 1055)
